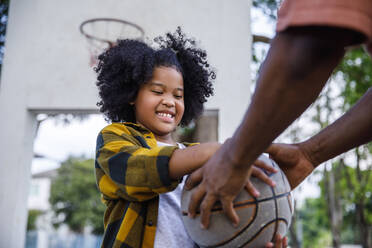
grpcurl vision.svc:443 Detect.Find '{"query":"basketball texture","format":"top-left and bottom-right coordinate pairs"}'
top-left (181, 154), bottom-right (294, 248)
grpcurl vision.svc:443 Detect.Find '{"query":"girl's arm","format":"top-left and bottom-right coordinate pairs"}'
top-left (168, 142), bottom-right (221, 180)
top-left (96, 123), bottom-right (220, 202)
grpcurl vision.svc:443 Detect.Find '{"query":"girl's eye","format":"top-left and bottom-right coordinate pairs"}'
top-left (174, 95), bottom-right (183, 99)
top-left (152, 90), bottom-right (163, 94)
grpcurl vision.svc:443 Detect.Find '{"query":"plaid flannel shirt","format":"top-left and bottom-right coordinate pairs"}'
top-left (95, 122), bottom-right (189, 248)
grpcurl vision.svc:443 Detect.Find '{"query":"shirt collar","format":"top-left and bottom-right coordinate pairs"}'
top-left (123, 122), bottom-right (152, 134)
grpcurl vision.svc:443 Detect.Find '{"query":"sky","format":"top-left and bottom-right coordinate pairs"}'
top-left (31, 7), bottom-right (320, 203)
top-left (32, 114), bottom-right (107, 174)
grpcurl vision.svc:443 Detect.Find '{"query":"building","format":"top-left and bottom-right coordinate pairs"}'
top-left (28, 169), bottom-right (56, 212)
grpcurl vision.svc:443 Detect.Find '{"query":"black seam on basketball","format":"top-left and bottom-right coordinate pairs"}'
top-left (287, 194), bottom-right (293, 213)
top-left (239, 218), bottom-right (288, 248)
top-left (187, 193), bottom-right (290, 247)
top-left (271, 184), bottom-right (279, 243)
top-left (267, 159), bottom-right (278, 178)
top-left (202, 200), bottom-right (259, 248)
top-left (181, 192), bottom-right (291, 216)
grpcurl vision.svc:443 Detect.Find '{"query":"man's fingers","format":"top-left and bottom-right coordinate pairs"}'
top-left (188, 184), bottom-right (206, 218)
top-left (185, 167), bottom-right (203, 190)
top-left (200, 194), bottom-right (217, 229)
top-left (244, 179), bottom-right (260, 197)
top-left (220, 198), bottom-right (239, 227)
top-left (254, 159), bottom-right (278, 173)
top-left (265, 143), bottom-right (280, 157)
top-left (251, 167), bottom-right (276, 187)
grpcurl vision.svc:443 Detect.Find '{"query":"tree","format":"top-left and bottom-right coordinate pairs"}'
top-left (298, 160), bottom-right (372, 248)
top-left (49, 156), bottom-right (105, 235)
top-left (27, 210), bottom-right (43, 231)
top-left (252, 0), bottom-right (280, 20)
top-left (336, 47), bottom-right (372, 108)
top-left (297, 197), bottom-right (331, 248)
top-left (250, 2), bottom-right (372, 244)
top-left (334, 47), bottom-right (372, 248)
top-left (310, 82), bottom-right (344, 248)
top-left (0, 0), bottom-right (9, 74)
top-left (339, 159), bottom-right (372, 247)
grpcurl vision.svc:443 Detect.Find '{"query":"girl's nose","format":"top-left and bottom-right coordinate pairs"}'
top-left (161, 97), bottom-right (175, 107)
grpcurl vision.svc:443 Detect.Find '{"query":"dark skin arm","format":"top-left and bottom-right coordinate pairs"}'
top-left (172, 142), bottom-right (278, 197)
top-left (185, 27), bottom-right (362, 228)
top-left (267, 87), bottom-right (372, 186)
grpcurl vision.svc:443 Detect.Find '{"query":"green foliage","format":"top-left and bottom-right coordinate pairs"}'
top-left (334, 47), bottom-right (372, 246)
top-left (297, 197), bottom-right (331, 247)
top-left (251, 2), bottom-right (372, 245)
top-left (49, 156), bottom-right (105, 235)
top-left (251, 1), bottom-right (372, 245)
top-left (339, 162), bottom-right (372, 241)
top-left (252, 0), bottom-right (281, 19)
top-left (27, 209), bottom-right (43, 231)
top-left (317, 161), bottom-right (372, 244)
top-left (0, 0), bottom-right (9, 72)
top-left (335, 47), bottom-right (372, 109)
top-left (338, 160), bottom-right (371, 203)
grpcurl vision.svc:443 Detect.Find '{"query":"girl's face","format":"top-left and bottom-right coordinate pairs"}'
top-left (133, 66), bottom-right (184, 144)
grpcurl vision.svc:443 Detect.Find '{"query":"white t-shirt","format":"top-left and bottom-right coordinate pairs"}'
top-left (154, 141), bottom-right (196, 248)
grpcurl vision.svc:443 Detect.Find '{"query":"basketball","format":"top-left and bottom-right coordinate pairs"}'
top-left (181, 154), bottom-right (294, 248)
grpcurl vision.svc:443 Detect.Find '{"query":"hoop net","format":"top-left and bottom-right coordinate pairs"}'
top-left (80, 18), bottom-right (145, 67)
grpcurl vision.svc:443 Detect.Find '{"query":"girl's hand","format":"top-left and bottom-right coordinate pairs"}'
top-left (244, 158), bottom-right (278, 197)
top-left (265, 234), bottom-right (288, 248)
top-left (204, 142), bottom-right (222, 161)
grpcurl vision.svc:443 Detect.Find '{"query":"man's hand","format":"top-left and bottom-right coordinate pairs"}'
top-left (184, 140), bottom-right (279, 229)
top-left (266, 143), bottom-right (315, 189)
top-left (245, 158), bottom-right (277, 197)
top-left (185, 139), bottom-right (250, 229)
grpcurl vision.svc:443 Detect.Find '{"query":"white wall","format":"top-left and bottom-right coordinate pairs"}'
top-left (28, 178), bottom-right (51, 211)
top-left (0, 0), bottom-right (252, 247)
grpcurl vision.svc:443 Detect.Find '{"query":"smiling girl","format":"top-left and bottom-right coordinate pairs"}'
top-left (94, 27), bottom-right (277, 248)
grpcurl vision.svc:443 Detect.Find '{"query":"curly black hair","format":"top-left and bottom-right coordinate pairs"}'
top-left (95, 27), bottom-right (216, 126)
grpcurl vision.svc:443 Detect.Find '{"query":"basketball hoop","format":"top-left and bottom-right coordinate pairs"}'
top-left (79, 18), bottom-right (145, 67)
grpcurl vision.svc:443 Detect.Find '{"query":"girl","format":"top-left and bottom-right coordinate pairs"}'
top-left (94, 27), bottom-right (278, 248)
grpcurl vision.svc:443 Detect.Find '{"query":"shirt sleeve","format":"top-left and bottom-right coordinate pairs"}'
top-left (95, 127), bottom-right (180, 202)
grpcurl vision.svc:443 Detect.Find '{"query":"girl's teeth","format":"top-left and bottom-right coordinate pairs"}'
top-left (158, 113), bottom-right (173, 118)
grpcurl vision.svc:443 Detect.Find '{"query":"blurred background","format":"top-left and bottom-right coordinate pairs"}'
top-left (0, 0), bottom-right (371, 247)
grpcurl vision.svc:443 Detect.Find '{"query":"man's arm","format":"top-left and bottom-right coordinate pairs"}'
top-left (230, 27), bottom-right (353, 169)
top-left (186, 27), bottom-right (360, 228)
top-left (266, 87), bottom-right (372, 188)
top-left (301, 87), bottom-right (372, 167)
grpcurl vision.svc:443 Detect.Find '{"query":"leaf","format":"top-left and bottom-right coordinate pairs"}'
top-left (49, 156), bottom-right (105, 234)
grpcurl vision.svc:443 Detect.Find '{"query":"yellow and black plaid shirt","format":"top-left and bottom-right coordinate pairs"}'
top-left (95, 122), bottom-right (188, 248)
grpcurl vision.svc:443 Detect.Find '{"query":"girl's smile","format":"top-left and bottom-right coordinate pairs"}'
top-left (156, 110), bottom-right (176, 123)
top-left (133, 66), bottom-right (185, 143)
